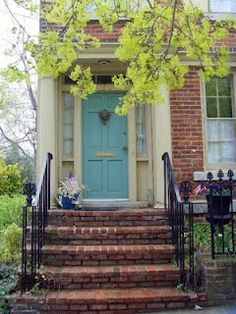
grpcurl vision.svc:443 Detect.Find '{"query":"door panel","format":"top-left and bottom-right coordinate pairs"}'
top-left (82, 92), bottom-right (128, 199)
top-left (107, 160), bottom-right (124, 193)
top-left (87, 160), bottom-right (103, 195)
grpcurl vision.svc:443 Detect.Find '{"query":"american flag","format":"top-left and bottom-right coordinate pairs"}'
top-left (66, 171), bottom-right (74, 190)
top-left (193, 182), bottom-right (206, 195)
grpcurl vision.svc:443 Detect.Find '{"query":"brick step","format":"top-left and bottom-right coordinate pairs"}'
top-left (45, 225), bottom-right (172, 245)
top-left (42, 244), bottom-right (175, 266)
top-left (11, 287), bottom-right (197, 313)
top-left (41, 264), bottom-right (179, 289)
top-left (48, 208), bottom-right (168, 227)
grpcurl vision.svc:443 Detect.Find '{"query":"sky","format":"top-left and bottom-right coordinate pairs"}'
top-left (0, 0), bottom-right (39, 68)
top-left (0, 0), bottom-right (39, 156)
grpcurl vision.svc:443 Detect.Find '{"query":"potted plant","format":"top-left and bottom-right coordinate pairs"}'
top-left (56, 172), bottom-right (86, 209)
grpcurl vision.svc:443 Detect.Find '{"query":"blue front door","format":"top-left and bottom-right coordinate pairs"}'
top-left (82, 92), bottom-right (128, 199)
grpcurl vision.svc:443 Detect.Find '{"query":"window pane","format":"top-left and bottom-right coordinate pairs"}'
top-left (136, 105), bottom-right (147, 156)
top-left (220, 141), bottom-right (236, 162)
top-left (207, 98), bottom-right (217, 117)
top-left (219, 120), bottom-right (236, 141)
top-left (206, 79), bottom-right (216, 96)
top-left (218, 77), bottom-right (231, 96)
top-left (207, 120), bottom-right (219, 141)
top-left (210, 0), bottom-right (236, 12)
top-left (63, 94), bottom-right (74, 156)
top-left (219, 98), bottom-right (232, 117)
top-left (207, 119), bottom-right (236, 163)
top-left (208, 142), bottom-right (219, 163)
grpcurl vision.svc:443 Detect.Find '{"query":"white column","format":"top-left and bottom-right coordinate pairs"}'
top-left (152, 87), bottom-right (172, 206)
top-left (37, 77), bottom-right (58, 205)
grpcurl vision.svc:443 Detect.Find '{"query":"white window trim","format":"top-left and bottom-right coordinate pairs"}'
top-left (203, 73), bottom-right (236, 170)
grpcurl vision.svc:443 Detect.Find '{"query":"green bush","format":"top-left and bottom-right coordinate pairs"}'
top-left (0, 262), bottom-right (19, 312)
top-left (0, 195), bottom-right (25, 231)
top-left (1, 224), bottom-right (22, 261)
top-left (0, 158), bottom-right (22, 196)
top-left (193, 223), bottom-right (211, 252)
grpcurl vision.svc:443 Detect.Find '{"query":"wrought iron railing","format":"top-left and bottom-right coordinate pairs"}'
top-left (21, 152), bottom-right (53, 292)
top-left (162, 152), bottom-right (195, 290)
top-left (163, 151), bottom-right (236, 290)
top-left (205, 170), bottom-right (235, 259)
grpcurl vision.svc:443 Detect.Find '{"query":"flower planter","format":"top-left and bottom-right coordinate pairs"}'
top-left (61, 196), bottom-right (77, 209)
top-left (206, 195), bottom-right (232, 226)
top-left (56, 172), bottom-right (86, 209)
top-left (56, 194), bottom-right (79, 209)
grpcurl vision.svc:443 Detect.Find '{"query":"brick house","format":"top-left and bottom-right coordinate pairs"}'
top-left (11, 1), bottom-right (236, 312)
top-left (37, 0), bottom-right (236, 206)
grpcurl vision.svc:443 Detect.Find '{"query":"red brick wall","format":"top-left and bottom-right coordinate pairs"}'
top-left (170, 67), bottom-right (204, 183)
top-left (40, 19), bottom-right (123, 42)
top-left (216, 29), bottom-right (236, 50)
top-left (85, 21), bottom-right (123, 42)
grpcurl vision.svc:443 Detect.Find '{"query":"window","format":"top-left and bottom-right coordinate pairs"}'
top-left (63, 94), bottom-right (74, 156)
top-left (205, 75), bottom-right (236, 164)
top-left (136, 105), bottom-right (147, 156)
top-left (209, 0), bottom-right (236, 13)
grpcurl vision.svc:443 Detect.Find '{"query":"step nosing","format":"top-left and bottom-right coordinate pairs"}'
top-left (46, 225), bottom-right (171, 232)
top-left (17, 287), bottom-right (197, 303)
top-left (42, 264), bottom-right (178, 274)
top-left (42, 244), bottom-right (175, 253)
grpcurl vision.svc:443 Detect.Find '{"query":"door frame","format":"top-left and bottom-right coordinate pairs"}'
top-left (75, 87), bottom-right (137, 201)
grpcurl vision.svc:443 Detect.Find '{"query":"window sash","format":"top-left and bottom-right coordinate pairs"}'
top-left (205, 75), bottom-right (236, 165)
top-left (206, 76), bottom-right (234, 118)
top-left (63, 94), bottom-right (74, 157)
top-left (136, 104), bottom-right (147, 156)
top-left (207, 118), bottom-right (236, 163)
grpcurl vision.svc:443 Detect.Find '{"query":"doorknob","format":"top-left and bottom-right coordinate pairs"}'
top-left (122, 146), bottom-right (128, 151)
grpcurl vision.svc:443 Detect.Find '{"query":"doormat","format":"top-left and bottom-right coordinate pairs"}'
top-left (80, 207), bottom-right (118, 211)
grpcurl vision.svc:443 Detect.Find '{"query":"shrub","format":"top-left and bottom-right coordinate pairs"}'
top-left (193, 223), bottom-right (211, 252)
top-left (1, 223), bottom-right (22, 261)
top-left (0, 158), bottom-right (22, 196)
top-left (0, 195), bottom-right (25, 231)
top-left (0, 262), bottom-right (19, 312)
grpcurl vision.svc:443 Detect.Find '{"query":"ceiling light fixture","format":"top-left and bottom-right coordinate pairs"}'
top-left (98, 59), bottom-right (111, 65)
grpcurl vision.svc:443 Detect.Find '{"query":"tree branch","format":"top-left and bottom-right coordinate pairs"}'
top-left (0, 125), bottom-right (28, 157)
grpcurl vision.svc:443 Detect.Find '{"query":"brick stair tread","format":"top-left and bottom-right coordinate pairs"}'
top-left (46, 225), bottom-right (171, 235)
top-left (48, 208), bottom-right (167, 217)
top-left (42, 244), bottom-right (175, 254)
top-left (15, 287), bottom-right (197, 304)
top-left (42, 263), bottom-right (178, 277)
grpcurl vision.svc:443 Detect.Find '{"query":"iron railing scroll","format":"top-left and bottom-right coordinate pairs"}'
top-left (162, 152), bottom-right (195, 290)
top-left (21, 152), bottom-right (53, 292)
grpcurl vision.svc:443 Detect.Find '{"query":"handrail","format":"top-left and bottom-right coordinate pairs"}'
top-left (33, 152), bottom-right (53, 206)
top-left (162, 152), bottom-right (181, 203)
top-left (21, 152), bottom-right (53, 292)
top-left (162, 152), bottom-right (192, 289)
